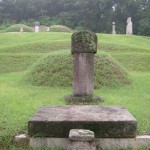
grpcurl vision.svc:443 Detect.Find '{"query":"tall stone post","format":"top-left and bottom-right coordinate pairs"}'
top-left (112, 22), bottom-right (116, 34)
top-left (126, 17), bottom-right (133, 35)
top-left (20, 26), bottom-right (24, 32)
top-left (65, 31), bottom-right (101, 102)
top-left (34, 22), bottom-right (40, 33)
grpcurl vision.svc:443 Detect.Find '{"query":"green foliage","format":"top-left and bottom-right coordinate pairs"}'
top-left (4, 24), bottom-right (33, 32)
top-left (20, 18), bottom-right (36, 27)
top-left (20, 16), bottom-right (52, 28)
top-left (75, 26), bottom-right (84, 31)
top-left (27, 54), bottom-right (130, 88)
top-left (0, 0), bottom-right (150, 35)
top-left (138, 18), bottom-right (150, 36)
top-left (39, 16), bottom-right (52, 26)
top-left (49, 25), bottom-right (72, 32)
top-left (0, 19), bottom-right (16, 31)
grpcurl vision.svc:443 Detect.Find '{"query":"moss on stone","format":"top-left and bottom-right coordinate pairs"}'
top-left (71, 31), bottom-right (97, 54)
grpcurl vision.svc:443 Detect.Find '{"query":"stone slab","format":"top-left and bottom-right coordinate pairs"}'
top-left (29, 136), bottom-right (150, 150)
top-left (69, 129), bottom-right (94, 142)
top-left (96, 136), bottom-right (150, 149)
top-left (67, 141), bottom-right (96, 150)
top-left (28, 106), bottom-right (137, 138)
top-left (30, 138), bottom-right (70, 149)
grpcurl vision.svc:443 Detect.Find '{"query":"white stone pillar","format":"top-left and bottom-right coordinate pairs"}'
top-left (64, 31), bottom-right (101, 102)
top-left (112, 22), bottom-right (116, 34)
top-left (20, 27), bottom-right (24, 32)
top-left (34, 22), bottom-right (40, 32)
top-left (126, 17), bottom-right (133, 35)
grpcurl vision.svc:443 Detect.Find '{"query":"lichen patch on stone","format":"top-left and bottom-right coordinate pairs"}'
top-left (71, 31), bottom-right (97, 54)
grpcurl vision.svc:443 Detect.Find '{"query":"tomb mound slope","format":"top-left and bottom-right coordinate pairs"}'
top-left (49, 25), bottom-right (72, 32)
top-left (0, 54), bottom-right (41, 73)
top-left (27, 54), bottom-right (131, 88)
top-left (0, 41), bottom-right (70, 53)
top-left (4, 24), bottom-right (33, 32)
top-left (112, 53), bottom-right (150, 72)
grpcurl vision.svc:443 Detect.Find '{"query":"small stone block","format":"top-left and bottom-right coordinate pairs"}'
top-left (28, 106), bottom-right (137, 138)
top-left (15, 134), bottom-right (29, 145)
top-left (67, 141), bottom-right (96, 150)
top-left (71, 31), bottom-right (97, 54)
top-left (136, 135), bottom-right (150, 147)
top-left (69, 129), bottom-right (94, 142)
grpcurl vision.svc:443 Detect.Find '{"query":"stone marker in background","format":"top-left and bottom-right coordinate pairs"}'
top-left (46, 27), bottom-right (50, 32)
top-left (20, 26), bottom-right (24, 32)
top-left (126, 17), bottom-right (133, 35)
top-left (65, 31), bottom-right (101, 102)
top-left (112, 22), bottom-right (116, 34)
top-left (34, 22), bottom-right (40, 32)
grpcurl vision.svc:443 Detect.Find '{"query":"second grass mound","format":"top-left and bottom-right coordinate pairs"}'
top-left (49, 25), bottom-right (72, 32)
top-left (4, 24), bottom-right (33, 32)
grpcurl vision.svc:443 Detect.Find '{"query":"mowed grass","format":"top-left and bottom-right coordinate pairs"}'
top-left (27, 53), bottom-right (130, 88)
top-left (0, 32), bottom-right (150, 149)
top-left (0, 54), bottom-right (42, 73)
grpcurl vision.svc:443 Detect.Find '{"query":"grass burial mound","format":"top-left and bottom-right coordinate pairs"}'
top-left (49, 25), bottom-right (72, 32)
top-left (0, 54), bottom-right (41, 73)
top-left (27, 54), bottom-right (131, 88)
top-left (4, 24), bottom-right (33, 32)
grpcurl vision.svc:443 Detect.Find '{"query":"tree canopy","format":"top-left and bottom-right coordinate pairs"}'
top-left (0, 0), bottom-right (149, 35)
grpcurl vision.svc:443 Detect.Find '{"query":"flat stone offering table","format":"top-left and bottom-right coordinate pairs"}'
top-left (28, 105), bottom-right (137, 138)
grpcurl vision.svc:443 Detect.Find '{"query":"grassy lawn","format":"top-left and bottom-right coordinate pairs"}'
top-left (0, 32), bottom-right (150, 149)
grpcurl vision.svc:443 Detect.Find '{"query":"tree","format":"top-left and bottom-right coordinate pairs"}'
top-left (0, 0), bottom-right (149, 35)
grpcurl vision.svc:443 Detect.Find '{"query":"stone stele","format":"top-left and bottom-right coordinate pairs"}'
top-left (28, 105), bottom-right (137, 138)
top-left (65, 31), bottom-right (101, 102)
top-left (112, 22), bottom-right (116, 34)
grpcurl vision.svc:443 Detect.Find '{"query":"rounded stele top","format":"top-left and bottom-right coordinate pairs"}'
top-left (71, 31), bottom-right (97, 54)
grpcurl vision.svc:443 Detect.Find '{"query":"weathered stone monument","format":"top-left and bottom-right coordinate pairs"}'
top-left (65, 31), bottom-right (101, 102)
top-left (46, 27), bottom-right (50, 32)
top-left (20, 26), bottom-right (24, 32)
top-left (28, 106), bottom-right (137, 138)
top-left (126, 17), bottom-right (133, 35)
top-left (34, 22), bottom-right (40, 32)
top-left (28, 31), bottom-right (138, 149)
top-left (112, 22), bottom-right (116, 34)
